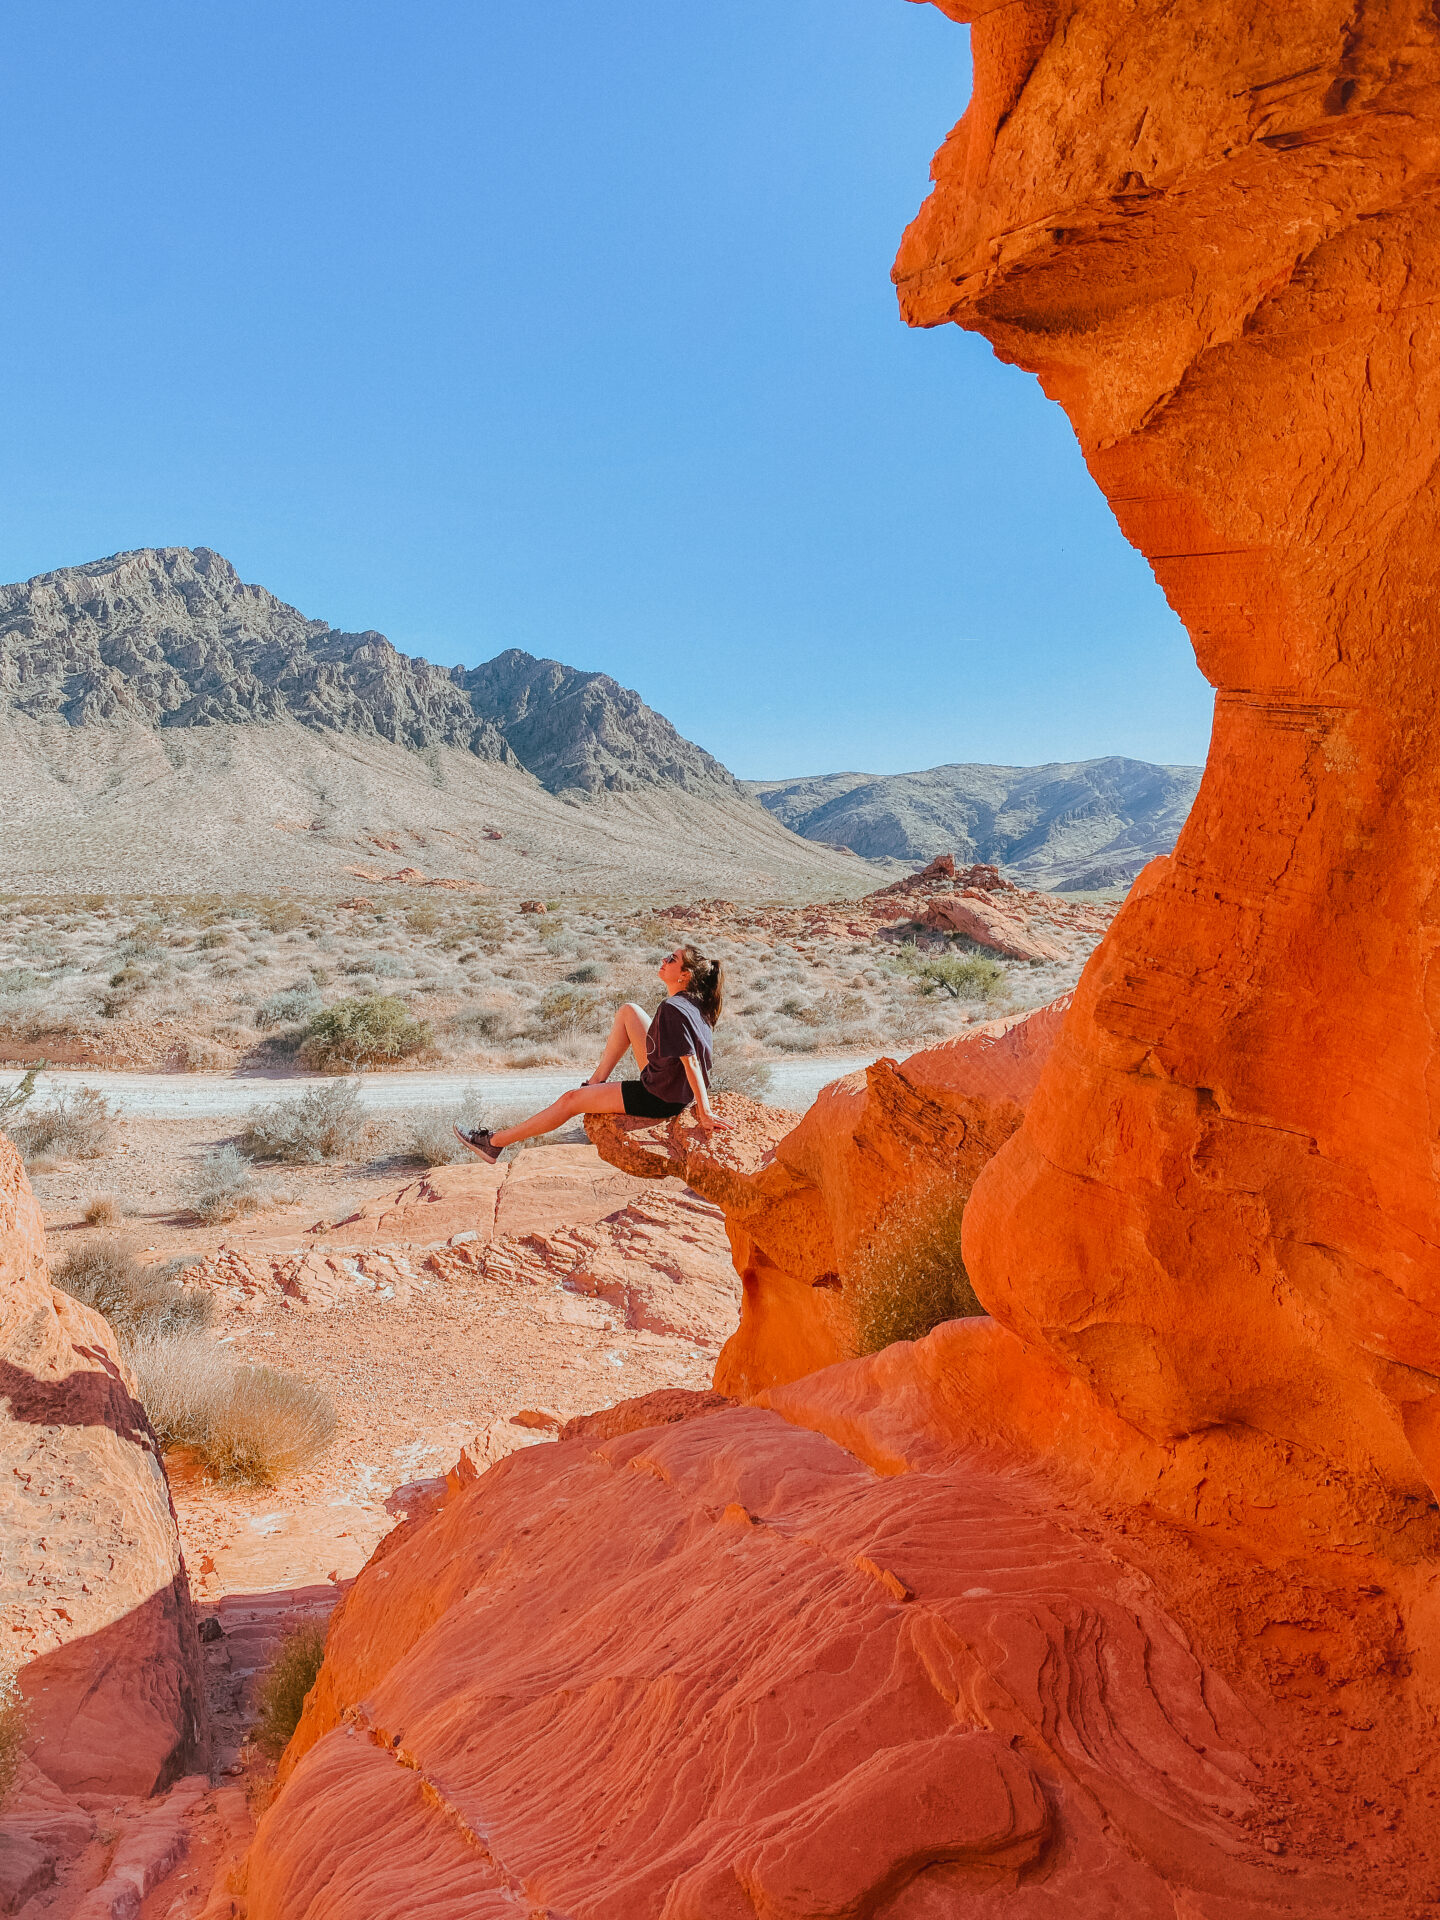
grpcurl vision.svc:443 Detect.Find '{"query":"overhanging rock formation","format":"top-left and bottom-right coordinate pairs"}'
top-left (900, 0), bottom-right (1440, 1517)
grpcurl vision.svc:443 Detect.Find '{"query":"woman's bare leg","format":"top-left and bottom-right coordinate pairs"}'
top-left (585, 1002), bottom-right (651, 1084)
top-left (489, 1081), bottom-right (626, 1150)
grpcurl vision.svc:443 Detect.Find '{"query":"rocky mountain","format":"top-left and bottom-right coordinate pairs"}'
top-left (748, 757), bottom-right (1203, 890)
top-left (0, 547), bottom-right (733, 798)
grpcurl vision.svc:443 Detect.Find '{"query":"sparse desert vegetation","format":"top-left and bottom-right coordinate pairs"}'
top-left (129, 1332), bottom-right (338, 1484)
top-left (0, 884), bottom-right (1100, 1079)
top-left (252, 1621), bottom-right (328, 1761)
top-left (844, 1184), bottom-right (982, 1354)
top-left (51, 1233), bottom-right (214, 1343)
top-left (0, 1667), bottom-right (25, 1810)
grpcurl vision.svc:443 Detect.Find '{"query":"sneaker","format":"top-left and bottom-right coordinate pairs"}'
top-left (453, 1124), bottom-right (501, 1164)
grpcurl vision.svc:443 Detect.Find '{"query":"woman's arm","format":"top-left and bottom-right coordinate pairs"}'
top-left (682, 1054), bottom-right (731, 1132)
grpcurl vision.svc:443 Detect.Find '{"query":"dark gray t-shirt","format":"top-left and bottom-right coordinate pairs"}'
top-left (641, 995), bottom-right (713, 1106)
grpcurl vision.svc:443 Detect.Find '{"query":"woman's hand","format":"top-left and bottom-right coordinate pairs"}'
top-left (692, 1106), bottom-right (733, 1135)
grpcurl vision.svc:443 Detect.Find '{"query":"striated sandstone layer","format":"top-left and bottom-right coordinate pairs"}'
top-left (0, 1135), bottom-right (205, 1795)
top-left (246, 1399), bottom-right (1435, 1917)
top-left (889, 0), bottom-right (1440, 1518)
top-left (588, 1001), bottom-right (1065, 1397)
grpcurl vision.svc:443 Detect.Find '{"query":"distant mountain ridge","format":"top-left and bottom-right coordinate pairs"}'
top-left (0, 547), bottom-right (736, 798)
top-left (748, 757), bottom-right (1203, 891)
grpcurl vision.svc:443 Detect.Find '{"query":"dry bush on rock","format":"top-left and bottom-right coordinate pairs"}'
top-left (845, 1185), bottom-right (982, 1355)
top-left (11, 1083), bottom-right (117, 1161)
top-left (185, 1145), bottom-right (267, 1224)
top-left (253, 1621), bottom-right (328, 1761)
top-left (129, 1334), bottom-right (337, 1484)
top-left (51, 1235), bottom-right (214, 1344)
top-left (239, 1079), bottom-right (367, 1163)
top-left (299, 995), bottom-right (432, 1070)
top-left (0, 1668), bottom-right (25, 1810)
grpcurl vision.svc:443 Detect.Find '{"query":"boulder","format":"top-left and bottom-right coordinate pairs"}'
top-left (0, 1134), bottom-right (206, 1795)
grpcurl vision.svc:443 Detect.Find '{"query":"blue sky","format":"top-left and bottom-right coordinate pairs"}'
top-left (1, 1), bottom-right (1212, 778)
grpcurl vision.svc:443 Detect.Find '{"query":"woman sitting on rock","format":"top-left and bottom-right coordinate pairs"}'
top-left (454, 942), bottom-right (731, 1164)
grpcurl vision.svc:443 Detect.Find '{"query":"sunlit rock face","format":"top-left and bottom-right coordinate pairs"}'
top-left (900, 0), bottom-right (1440, 1513)
top-left (0, 1136), bottom-right (206, 1795)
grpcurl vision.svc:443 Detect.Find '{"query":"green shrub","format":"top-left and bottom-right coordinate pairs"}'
top-left (253, 1621), bottom-right (327, 1761)
top-left (0, 1065), bottom-right (41, 1127)
top-left (0, 1667), bottom-right (26, 1809)
top-left (845, 1185), bottom-right (982, 1355)
top-left (51, 1235), bottom-right (214, 1343)
top-left (239, 1079), bottom-right (367, 1163)
top-left (185, 1146), bottom-right (266, 1224)
top-left (298, 996), bottom-right (432, 1071)
top-left (129, 1334), bottom-right (337, 1484)
top-left (911, 954), bottom-right (1004, 1001)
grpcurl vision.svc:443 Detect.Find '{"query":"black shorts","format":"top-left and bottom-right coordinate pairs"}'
top-left (621, 1080), bottom-right (689, 1120)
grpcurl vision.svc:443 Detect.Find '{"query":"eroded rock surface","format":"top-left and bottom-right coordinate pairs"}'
top-left (245, 1403), bottom-right (1428, 1918)
top-left (588, 1001), bottom-right (1065, 1395)
top-left (0, 1134), bottom-right (205, 1796)
top-left (895, 0), bottom-right (1440, 1517)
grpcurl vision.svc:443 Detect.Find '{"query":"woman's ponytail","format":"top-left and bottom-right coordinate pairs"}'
top-left (678, 944), bottom-right (724, 1025)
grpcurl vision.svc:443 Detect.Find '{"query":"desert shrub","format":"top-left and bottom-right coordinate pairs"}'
top-left (0, 1667), bottom-right (25, 1809)
top-left (776, 995), bottom-right (826, 1027)
top-left (239, 1078), bottom-right (367, 1162)
top-left (708, 1049), bottom-right (772, 1101)
top-left (254, 981), bottom-right (323, 1030)
top-left (845, 1185), bottom-right (982, 1355)
top-left (83, 1194), bottom-right (121, 1227)
top-left (341, 953), bottom-right (407, 978)
top-left (263, 903), bottom-right (308, 934)
top-left (533, 986), bottom-right (603, 1037)
top-left (298, 996), bottom-right (432, 1071)
top-left (565, 961), bottom-right (603, 984)
top-left (128, 1334), bottom-right (337, 1483)
top-left (51, 1235), bottom-right (214, 1343)
top-left (404, 902), bottom-right (441, 935)
top-left (11, 1084), bottom-right (117, 1161)
top-left (185, 1146), bottom-right (267, 1223)
top-left (0, 967), bottom-right (42, 995)
top-left (911, 954), bottom-right (1004, 1001)
top-left (198, 929), bottom-right (231, 949)
top-left (175, 1036), bottom-right (229, 1071)
top-left (399, 1090), bottom-right (491, 1165)
top-left (446, 1005), bottom-right (507, 1043)
top-left (253, 1621), bottom-right (327, 1761)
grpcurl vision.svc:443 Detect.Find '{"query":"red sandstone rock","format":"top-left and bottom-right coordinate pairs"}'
top-left (892, 0), bottom-right (1440, 1513)
top-left (0, 1135), bottom-right (205, 1796)
top-left (588, 1001), bottom-right (1066, 1395)
top-left (244, 1407), bottom-right (1408, 1917)
top-left (918, 889), bottom-right (1067, 960)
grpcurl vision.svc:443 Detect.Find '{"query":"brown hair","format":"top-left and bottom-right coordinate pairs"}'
top-left (678, 943), bottom-right (724, 1025)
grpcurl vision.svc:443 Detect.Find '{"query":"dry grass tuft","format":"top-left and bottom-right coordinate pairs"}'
top-left (82, 1193), bottom-right (122, 1227)
top-left (845, 1183), bottom-right (983, 1355)
top-left (129, 1334), bottom-right (337, 1484)
top-left (252, 1621), bottom-right (328, 1761)
top-left (51, 1235), bottom-right (214, 1343)
top-left (0, 1668), bottom-right (25, 1810)
top-left (185, 1145), bottom-right (267, 1224)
